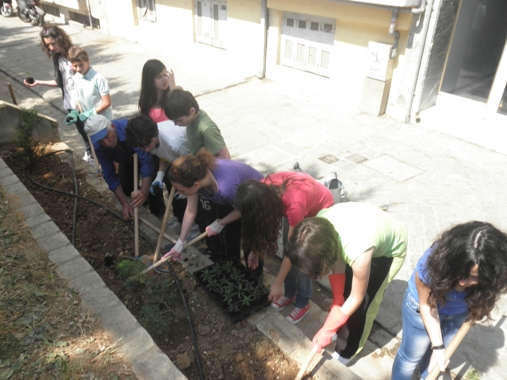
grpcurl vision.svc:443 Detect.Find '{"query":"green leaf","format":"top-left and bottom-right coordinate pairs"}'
top-left (0, 368), bottom-right (13, 380)
top-left (54, 341), bottom-right (67, 347)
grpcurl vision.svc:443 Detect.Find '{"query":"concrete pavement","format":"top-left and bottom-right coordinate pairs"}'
top-left (1, 15), bottom-right (507, 380)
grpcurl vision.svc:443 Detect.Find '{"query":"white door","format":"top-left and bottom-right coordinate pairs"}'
top-left (281, 12), bottom-right (335, 77)
top-left (195, 0), bottom-right (227, 49)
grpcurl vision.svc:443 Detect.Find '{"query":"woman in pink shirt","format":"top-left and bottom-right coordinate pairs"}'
top-left (235, 172), bottom-right (334, 324)
top-left (138, 59), bottom-right (180, 123)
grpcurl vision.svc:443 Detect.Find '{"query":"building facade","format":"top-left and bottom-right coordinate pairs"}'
top-left (42, 0), bottom-right (507, 122)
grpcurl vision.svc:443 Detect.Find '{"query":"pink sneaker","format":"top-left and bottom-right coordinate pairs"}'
top-left (286, 304), bottom-right (311, 324)
top-left (271, 296), bottom-right (296, 311)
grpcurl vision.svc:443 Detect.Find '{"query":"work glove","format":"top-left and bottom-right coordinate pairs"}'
top-left (78, 108), bottom-right (97, 122)
top-left (162, 238), bottom-right (186, 261)
top-left (150, 171), bottom-right (165, 196)
top-left (206, 219), bottom-right (225, 236)
top-left (65, 109), bottom-right (80, 125)
top-left (312, 273), bottom-right (348, 353)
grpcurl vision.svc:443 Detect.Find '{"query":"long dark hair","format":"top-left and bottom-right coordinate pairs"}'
top-left (427, 221), bottom-right (507, 321)
top-left (40, 25), bottom-right (73, 59)
top-left (235, 180), bottom-right (283, 258)
top-left (284, 217), bottom-right (341, 280)
top-left (235, 173), bottom-right (313, 259)
top-left (138, 59), bottom-right (167, 116)
top-left (167, 149), bottom-right (216, 188)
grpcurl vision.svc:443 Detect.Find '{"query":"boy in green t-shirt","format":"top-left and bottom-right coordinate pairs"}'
top-left (163, 89), bottom-right (230, 159)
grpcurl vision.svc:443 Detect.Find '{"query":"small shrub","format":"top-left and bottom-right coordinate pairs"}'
top-left (15, 107), bottom-right (43, 167)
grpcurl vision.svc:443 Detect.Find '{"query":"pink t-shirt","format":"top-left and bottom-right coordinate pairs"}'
top-left (149, 107), bottom-right (168, 123)
top-left (262, 172), bottom-right (334, 227)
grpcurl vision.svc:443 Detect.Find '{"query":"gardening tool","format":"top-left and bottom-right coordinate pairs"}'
top-left (138, 215), bottom-right (177, 244)
top-left (426, 320), bottom-right (473, 380)
top-left (294, 334), bottom-right (337, 380)
top-left (153, 186), bottom-right (176, 263)
top-left (7, 83), bottom-right (17, 104)
top-left (130, 231), bottom-right (208, 280)
top-left (133, 153), bottom-right (139, 258)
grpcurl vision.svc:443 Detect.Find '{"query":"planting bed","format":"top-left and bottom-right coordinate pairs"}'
top-left (2, 148), bottom-right (313, 380)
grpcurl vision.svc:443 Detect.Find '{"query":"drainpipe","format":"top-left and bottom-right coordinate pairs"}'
top-left (405, 0), bottom-right (432, 123)
top-left (388, 8), bottom-right (400, 58)
top-left (86, 0), bottom-right (94, 30)
top-left (258, 0), bottom-right (268, 79)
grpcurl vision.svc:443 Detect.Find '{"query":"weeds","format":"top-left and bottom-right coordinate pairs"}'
top-left (15, 107), bottom-right (44, 167)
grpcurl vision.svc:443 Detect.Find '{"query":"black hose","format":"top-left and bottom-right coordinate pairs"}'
top-left (26, 150), bottom-right (205, 380)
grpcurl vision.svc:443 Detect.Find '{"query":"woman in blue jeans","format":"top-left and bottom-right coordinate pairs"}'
top-left (392, 221), bottom-right (507, 379)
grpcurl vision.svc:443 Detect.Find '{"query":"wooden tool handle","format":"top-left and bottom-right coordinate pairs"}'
top-left (426, 320), bottom-right (473, 380)
top-left (133, 154), bottom-right (139, 258)
top-left (295, 344), bottom-right (318, 380)
top-left (153, 186), bottom-right (175, 262)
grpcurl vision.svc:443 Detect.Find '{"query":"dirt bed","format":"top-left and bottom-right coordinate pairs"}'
top-left (2, 148), bottom-right (313, 380)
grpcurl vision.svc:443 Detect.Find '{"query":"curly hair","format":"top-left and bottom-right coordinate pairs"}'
top-left (235, 180), bottom-right (283, 258)
top-left (427, 221), bottom-right (507, 321)
top-left (40, 24), bottom-right (73, 59)
top-left (162, 89), bottom-right (199, 120)
top-left (168, 149), bottom-right (216, 188)
top-left (138, 59), bottom-right (167, 116)
top-left (125, 114), bottom-right (159, 148)
top-left (285, 217), bottom-right (341, 280)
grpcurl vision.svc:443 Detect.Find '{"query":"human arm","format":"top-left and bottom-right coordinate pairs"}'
top-left (150, 160), bottom-right (169, 196)
top-left (312, 248), bottom-right (373, 352)
top-left (24, 79), bottom-right (58, 88)
top-left (113, 185), bottom-right (134, 221)
top-left (215, 145), bottom-right (231, 159)
top-left (206, 208), bottom-right (241, 236)
top-left (94, 94), bottom-right (112, 114)
top-left (162, 194), bottom-right (199, 259)
top-left (416, 271), bottom-right (448, 373)
top-left (268, 256), bottom-right (293, 302)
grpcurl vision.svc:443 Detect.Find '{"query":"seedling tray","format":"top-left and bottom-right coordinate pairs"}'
top-left (194, 260), bottom-right (270, 323)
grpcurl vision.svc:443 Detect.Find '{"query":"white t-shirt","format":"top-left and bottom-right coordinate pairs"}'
top-left (153, 120), bottom-right (189, 163)
top-left (59, 57), bottom-right (78, 110)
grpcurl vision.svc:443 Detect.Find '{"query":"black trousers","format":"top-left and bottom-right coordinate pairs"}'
top-left (117, 155), bottom-right (165, 216)
top-left (195, 196), bottom-right (242, 263)
top-left (66, 109), bottom-right (90, 155)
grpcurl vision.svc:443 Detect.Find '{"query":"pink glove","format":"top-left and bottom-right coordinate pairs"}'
top-left (162, 238), bottom-right (186, 261)
top-left (312, 273), bottom-right (348, 353)
top-left (205, 219), bottom-right (224, 237)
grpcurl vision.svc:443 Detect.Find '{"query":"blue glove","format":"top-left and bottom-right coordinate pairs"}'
top-left (65, 110), bottom-right (80, 125)
top-left (150, 171), bottom-right (165, 196)
top-left (78, 108), bottom-right (97, 122)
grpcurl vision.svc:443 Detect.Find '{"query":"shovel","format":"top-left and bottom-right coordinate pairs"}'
top-left (130, 230), bottom-right (208, 280)
top-left (153, 186), bottom-right (176, 263)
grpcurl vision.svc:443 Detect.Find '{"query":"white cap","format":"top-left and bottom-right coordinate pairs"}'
top-left (84, 115), bottom-right (110, 144)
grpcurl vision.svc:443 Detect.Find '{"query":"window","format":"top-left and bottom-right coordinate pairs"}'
top-left (323, 23), bottom-right (334, 33)
top-left (287, 18), bottom-right (295, 27)
top-left (311, 22), bottom-right (319, 31)
top-left (298, 20), bottom-right (306, 29)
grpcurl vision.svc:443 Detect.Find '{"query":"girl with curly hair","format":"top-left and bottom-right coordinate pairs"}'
top-left (235, 172), bottom-right (334, 323)
top-left (392, 221), bottom-right (507, 379)
top-left (24, 25), bottom-right (92, 162)
top-left (162, 149), bottom-right (263, 264)
top-left (138, 59), bottom-right (180, 123)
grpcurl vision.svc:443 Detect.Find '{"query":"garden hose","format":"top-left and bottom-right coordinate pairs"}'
top-left (26, 150), bottom-right (205, 380)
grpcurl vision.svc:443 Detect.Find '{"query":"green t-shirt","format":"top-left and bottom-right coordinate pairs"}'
top-left (317, 202), bottom-right (407, 266)
top-left (186, 110), bottom-right (226, 155)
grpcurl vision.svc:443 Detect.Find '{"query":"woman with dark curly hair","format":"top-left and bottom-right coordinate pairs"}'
top-left (23, 25), bottom-right (92, 163)
top-left (392, 221), bottom-right (507, 379)
top-left (235, 172), bottom-right (334, 323)
top-left (162, 149), bottom-right (263, 264)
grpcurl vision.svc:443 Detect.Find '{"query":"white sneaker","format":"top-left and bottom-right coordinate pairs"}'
top-left (331, 351), bottom-right (351, 365)
top-left (167, 216), bottom-right (182, 234)
top-left (83, 152), bottom-right (91, 162)
top-left (188, 223), bottom-right (200, 240)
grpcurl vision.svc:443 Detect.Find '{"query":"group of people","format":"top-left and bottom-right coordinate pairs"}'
top-left (25, 24), bottom-right (507, 380)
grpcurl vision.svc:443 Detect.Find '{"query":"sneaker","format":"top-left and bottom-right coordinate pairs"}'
top-left (286, 304), bottom-right (311, 324)
top-left (187, 223), bottom-right (200, 240)
top-left (88, 158), bottom-right (96, 168)
top-left (271, 296), bottom-right (296, 311)
top-left (83, 152), bottom-right (91, 162)
top-left (167, 216), bottom-right (182, 234)
top-left (331, 351), bottom-right (351, 365)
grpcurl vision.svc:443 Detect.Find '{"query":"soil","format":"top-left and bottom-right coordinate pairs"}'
top-left (2, 147), bottom-right (314, 380)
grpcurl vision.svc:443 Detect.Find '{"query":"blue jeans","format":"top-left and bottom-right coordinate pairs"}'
top-left (391, 289), bottom-right (469, 380)
top-left (284, 266), bottom-right (312, 308)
